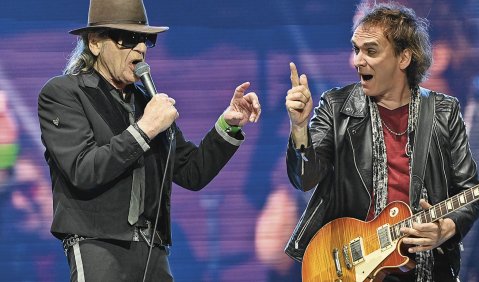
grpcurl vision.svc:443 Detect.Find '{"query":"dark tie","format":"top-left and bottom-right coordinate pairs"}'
top-left (128, 158), bottom-right (145, 225)
top-left (111, 89), bottom-right (145, 225)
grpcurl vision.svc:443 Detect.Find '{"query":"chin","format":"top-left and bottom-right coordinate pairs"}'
top-left (361, 85), bottom-right (378, 96)
top-left (124, 77), bottom-right (137, 85)
top-left (361, 86), bottom-right (371, 95)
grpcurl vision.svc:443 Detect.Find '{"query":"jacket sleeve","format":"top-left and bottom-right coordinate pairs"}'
top-left (286, 93), bottom-right (335, 192)
top-left (171, 122), bottom-right (243, 191)
top-left (444, 98), bottom-right (479, 241)
top-left (38, 76), bottom-right (146, 190)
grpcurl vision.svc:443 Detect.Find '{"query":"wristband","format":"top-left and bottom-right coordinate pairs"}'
top-left (217, 115), bottom-right (241, 134)
top-left (133, 123), bottom-right (151, 143)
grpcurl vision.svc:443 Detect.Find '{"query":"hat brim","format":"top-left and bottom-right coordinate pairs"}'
top-left (69, 24), bottom-right (169, 35)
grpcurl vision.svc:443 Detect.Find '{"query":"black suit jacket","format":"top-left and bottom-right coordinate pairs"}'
top-left (38, 72), bottom-right (243, 245)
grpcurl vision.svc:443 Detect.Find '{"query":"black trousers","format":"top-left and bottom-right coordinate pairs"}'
top-left (66, 239), bottom-right (173, 282)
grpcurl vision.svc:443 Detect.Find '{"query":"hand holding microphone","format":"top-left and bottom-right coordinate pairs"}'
top-left (134, 62), bottom-right (177, 140)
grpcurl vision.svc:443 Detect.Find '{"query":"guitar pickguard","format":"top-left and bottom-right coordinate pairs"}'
top-left (353, 238), bottom-right (398, 281)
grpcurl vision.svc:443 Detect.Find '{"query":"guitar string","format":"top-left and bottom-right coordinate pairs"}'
top-left (351, 188), bottom-right (477, 246)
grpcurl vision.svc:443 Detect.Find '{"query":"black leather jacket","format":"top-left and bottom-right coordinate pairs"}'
top-left (285, 83), bottom-right (479, 277)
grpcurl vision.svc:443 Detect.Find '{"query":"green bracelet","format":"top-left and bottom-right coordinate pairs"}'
top-left (217, 115), bottom-right (241, 134)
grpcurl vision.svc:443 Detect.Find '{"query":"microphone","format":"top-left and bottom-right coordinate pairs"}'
top-left (134, 62), bottom-right (175, 140)
top-left (134, 62), bottom-right (157, 98)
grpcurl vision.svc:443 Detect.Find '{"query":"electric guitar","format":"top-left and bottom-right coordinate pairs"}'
top-left (302, 185), bottom-right (479, 282)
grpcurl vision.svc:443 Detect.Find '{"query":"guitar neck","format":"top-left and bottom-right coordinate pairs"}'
top-left (390, 185), bottom-right (479, 241)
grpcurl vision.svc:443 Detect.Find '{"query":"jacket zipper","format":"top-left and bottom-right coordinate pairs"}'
top-left (300, 144), bottom-right (308, 175)
top-left (348, 129), bottom-right (372, 219)
top-left (434, 129), bottom-right (449, 198)
top-left (295, 197), bottom-right (323, 249)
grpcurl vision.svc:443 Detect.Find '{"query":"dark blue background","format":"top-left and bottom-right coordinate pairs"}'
top-left (1, 0), bottom-right (478, 281)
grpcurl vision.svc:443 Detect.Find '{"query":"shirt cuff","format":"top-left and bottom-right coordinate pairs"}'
top-left (215, 122), bottom-right (244, 146)
top-left (127, 125), bottom-right (150, 152)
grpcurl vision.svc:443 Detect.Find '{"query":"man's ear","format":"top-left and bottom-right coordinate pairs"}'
top-left (399, 48), bottom-right (412, 70)
top-left (88, 33), bottom-right (103, 56)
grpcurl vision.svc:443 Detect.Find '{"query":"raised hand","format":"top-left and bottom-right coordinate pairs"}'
top-left (285, 62), bottom-right (313, 147)
top-left (223, 82), bottom-right (261, 126)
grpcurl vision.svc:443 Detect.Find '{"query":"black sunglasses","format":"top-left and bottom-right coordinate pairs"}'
top-left (106, 30), bottom-right (157, 49)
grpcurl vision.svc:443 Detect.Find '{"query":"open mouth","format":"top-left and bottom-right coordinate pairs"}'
top-left (131, 59), bottom-right (143, 66)
top-left (362, 74), bottom-right (373, 81)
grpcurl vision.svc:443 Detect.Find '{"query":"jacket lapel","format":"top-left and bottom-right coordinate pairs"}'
top-left (340, 84), bottom-right (368, 118)
top-left (343, 85), bottom-right (373, 195)
top-left (79, 73), bottom-right (129, 135)
top-left (347, 121), bottom-right (373, 195)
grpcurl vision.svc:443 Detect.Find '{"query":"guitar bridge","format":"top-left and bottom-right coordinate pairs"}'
top-left (343, 245), bottom-right (353, 270)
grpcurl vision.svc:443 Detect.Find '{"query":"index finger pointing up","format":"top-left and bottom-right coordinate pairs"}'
top-left (290, 62), bottom-right (300, 87)
top-left (233, 81), bottom-right (251, 99)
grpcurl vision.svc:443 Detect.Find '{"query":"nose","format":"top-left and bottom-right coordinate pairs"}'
top-left (134, 42), bottom-right (148, 54)
top-left (353, 52), bottom-right (366, 69)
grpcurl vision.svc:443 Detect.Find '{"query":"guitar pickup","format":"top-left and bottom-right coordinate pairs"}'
top-left (377, 224), bottom-right (393, 251)
top-left (349, 237), bottom-right (365, 265)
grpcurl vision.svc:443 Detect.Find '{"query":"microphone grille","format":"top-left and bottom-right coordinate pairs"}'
top-left (134, 62), bottom-right (150, 77)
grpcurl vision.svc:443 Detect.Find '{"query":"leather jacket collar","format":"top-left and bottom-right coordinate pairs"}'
top-left (340, 83), bottom-right (368, 118)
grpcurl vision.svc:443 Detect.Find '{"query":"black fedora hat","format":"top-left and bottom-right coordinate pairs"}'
top-left (69, 0), bottom-right (169, 35)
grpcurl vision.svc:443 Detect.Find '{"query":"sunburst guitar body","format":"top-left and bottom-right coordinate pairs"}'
top-left (302, 201), bottom-right (414, 281)
top-left (302, 185), bottom-right (479, 281)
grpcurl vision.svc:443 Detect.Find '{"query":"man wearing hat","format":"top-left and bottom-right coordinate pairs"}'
top-left (38, 0), bottom-right (261, 281)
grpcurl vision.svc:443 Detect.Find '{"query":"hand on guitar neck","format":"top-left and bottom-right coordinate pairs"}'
top-left (400, 199), bottom-right (457, 254)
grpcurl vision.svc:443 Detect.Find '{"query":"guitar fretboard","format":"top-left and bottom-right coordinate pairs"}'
top-left (390, 185), bottom-right (479, 241)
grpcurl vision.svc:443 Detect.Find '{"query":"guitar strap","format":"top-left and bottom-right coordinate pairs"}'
top-left (409, 88), bottom-right (435, 214)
